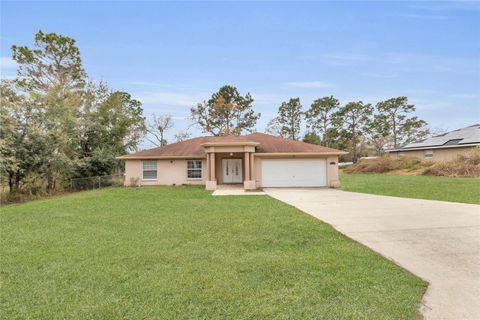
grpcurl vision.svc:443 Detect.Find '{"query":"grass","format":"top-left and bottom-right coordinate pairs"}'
top-left (1, 186), bottom-right (425, 319)
top-left (341, 172), bottom-right (480, 204)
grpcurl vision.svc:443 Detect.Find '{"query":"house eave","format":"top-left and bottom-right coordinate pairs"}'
top-left (386, 143), bottom-right (480, 153)
top-left (254, 151), bottom-right (347, 157)
top-left (116, 155), bottom-right (206, 160)
top-left (200, 141), bottom-right (260, 147)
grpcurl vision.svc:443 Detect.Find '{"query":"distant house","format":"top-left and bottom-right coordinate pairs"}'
top-left (118, 132), bottom-right (347, 190)
top-left (386, 124), bottom-right (480, 161)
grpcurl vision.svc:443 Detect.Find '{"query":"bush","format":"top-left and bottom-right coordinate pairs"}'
top-left (344, 148), bottom-right (480, 178)
top-left (343, 156), bottom-right (429, 174)
top-left (424, 148), bottom-right (480, 178)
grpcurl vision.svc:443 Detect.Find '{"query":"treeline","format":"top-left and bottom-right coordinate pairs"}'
top-left (1, 31), bottom-right (146, 197)
top-left (266, 96), bottom-right (429, 162)
top-left (188, 86), bottom-right (430, 163)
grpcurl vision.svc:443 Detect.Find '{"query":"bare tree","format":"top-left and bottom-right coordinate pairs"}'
top-left (173, 130), bottom-right (192, 142)
top-left (146, 114), bottom-right (174, 146)
top-left (265, 117), bottom-right (288, 138)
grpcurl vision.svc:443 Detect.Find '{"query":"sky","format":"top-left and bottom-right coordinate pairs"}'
top-left (1, 1), bottom-right (479, 147)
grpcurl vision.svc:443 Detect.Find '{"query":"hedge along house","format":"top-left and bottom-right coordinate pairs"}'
top-left (386, 124), bottom-right (480, 161)
top-left (117, 132), bottom-right (347, 190)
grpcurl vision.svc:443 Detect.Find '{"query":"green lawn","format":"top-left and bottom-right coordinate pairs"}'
top-left (1, 187), bottom-right (425, 319)
top-left (341, 172), bottom-right (480, 204)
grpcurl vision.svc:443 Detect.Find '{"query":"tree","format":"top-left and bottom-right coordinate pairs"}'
top-left (276, 97), bottom-right (303, 140)
top-left (2, 31), bottom-right (146, 195)
top-left (302, 132), bottom-right (321, 145)
top-left (173, 131), bottom-right (192, 143)
top-left (366, 114), bottom-right (392, 156)
top-left (333, 101), bottom-right (373, 162)
top-left (10, 31), bottom-right (87, 190)
top-left (0, 81), bottom-right (52, 192)
top-left (305, 96), bottom-right (339, 146)
top-left (77, 87), bottom-right (146, 177)
top-left (265, 117), bottom-right (288, 138)
top-left (375, 97), bottom-right (428, 148)
top-left (191, 85), bottom-right (260, 136)
top-left (12, 30), bottom-right (86, 96)
top-left (146, 114), bottom-right (173, 146)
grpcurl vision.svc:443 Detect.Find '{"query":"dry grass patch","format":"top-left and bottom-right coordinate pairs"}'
top-left (344, 148), bottom-right (480, 178)
top-left (425, 148), bottom-right (480, 178)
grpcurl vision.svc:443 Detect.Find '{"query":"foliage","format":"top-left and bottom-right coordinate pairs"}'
top-left (1, 31), bottom-right (145, 195)
top-left (276, 97), bottom-right (303, 140)
top-left (1, 186), bottom-right (425, 319)
top-left (190, 85), bottom-right (260, 136)
top-left (302, 131), bottom-right (322, 145)
top-left (305, 96), bottom-right (339, 146)
top-left (424, 147), bottom-right (480, 178)
top-left (344, 148), bottom-right (480, 179)
top-left (173, 130), bottom-right (192, 142)
top-left (375, 97), bottom-right (429, 148)
top-left (344, 156), bottom-right (430, 174)
top-left (333, 101), bottom-right (373, 162)
top-left (264, 116), bottom-right (287, 138)
top-left (146, 114), bottom-right (173, 146)
top-left (341, 172), bottom-right (480, 204)
top-left (12, 30), bottom-right (86, 94)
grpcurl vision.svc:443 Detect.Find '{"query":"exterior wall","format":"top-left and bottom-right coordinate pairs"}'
top-left (253, 154), bottom-right (340, 188)
top-left (388, 146), bottom-right (474, 162)
top-left (124, 159), bottom-right (206, 186)
top-left (124, 154), bottom-right (341, 188)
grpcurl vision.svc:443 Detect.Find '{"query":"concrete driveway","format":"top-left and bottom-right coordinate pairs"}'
top-left (264, 188), bottom-right (480, 320)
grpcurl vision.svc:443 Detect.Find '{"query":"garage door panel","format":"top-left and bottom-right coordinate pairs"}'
top-left (261, 159), bottom-right (327, 187)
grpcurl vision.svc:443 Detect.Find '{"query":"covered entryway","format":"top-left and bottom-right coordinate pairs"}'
top-left (203, 140), bottom-right (258, 190)
top-left (261, 159), bottom-right (327, 187)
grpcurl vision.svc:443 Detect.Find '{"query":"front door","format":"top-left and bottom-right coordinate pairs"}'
top-left (222, 159), bottom-right (242, 183)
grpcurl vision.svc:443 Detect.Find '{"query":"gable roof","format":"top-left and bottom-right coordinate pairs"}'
top-left (118, 132), bottom-right (345, 159)
top-left (389, 124), bottom-right (480, 152)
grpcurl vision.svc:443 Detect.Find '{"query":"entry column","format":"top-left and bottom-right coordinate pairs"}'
top-left (210, 152), bottom-right (216, 181)
top-left (205, 152), bottom-right (217, 190)
top-left (244, 152), bottom-right (250, 181)
top-left (243, 151), bottom-right (256, 190)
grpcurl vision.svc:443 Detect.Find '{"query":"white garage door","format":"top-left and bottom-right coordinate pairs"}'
top-left (261, 159), bottom-right (327, 187)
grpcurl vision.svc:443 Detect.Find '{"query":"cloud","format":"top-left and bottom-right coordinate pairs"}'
top-left (0, 57), bottom-right (17, 70)
top-left (251, 93), bottom-right (286, 105)
top-left (0, 57), bottom-right (18, 79)
top-left (286, 81), bottom-right (333, 89)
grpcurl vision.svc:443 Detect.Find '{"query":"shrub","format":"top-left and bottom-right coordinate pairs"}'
top-left (424, 148), bottom-right (480, 178)
top-left (343, 156), bottom-right (429, 174)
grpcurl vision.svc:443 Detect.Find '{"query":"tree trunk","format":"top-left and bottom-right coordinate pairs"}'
top-left (14, 170), bottom-right (21, 192)
top-left (8, 172), bottom-right (14, 193)
top-left (392, 115), bottom-right (398, 148)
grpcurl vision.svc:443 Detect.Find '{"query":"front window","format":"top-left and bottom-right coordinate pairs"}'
top-left (187, 160), bottom-right (202, 179)
top-left (424, 150), bottom-right (433, 158)
top-left (143, 160), bottom-right (157, 179)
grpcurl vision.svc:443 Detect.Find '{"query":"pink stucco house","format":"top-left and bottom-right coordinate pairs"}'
top-left (118, 132), bottom-right (346, 190)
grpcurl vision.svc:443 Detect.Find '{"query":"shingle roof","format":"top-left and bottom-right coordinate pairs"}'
top-left (394, 124), bottom-right (480, 151)
top-left (118, 132), bottom-right (345, 159)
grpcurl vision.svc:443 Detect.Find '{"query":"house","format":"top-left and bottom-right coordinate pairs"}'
top-left (118, 132), bottom-right (347, 190)
top-left (386, 124), bottom-right (480, 161)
